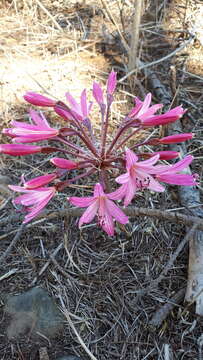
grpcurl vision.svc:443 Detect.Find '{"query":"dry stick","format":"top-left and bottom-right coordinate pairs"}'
top-left (144, 57), bottom-right (203, 315)
top-left (31, 242), bottom-right (63, 286)
top-left (1, 207), bottom-right (202, 267)
top-left (35, 0), bottom-right (63, 31)
top-left (135, 223), bottom-right (200, 299)
top-left (47, 207), bottom-right (203, 230)
top-left (100, 0), bottom-right (130, 53)
top-left (149, 288), bottom-right (185, 328)
top-left (119, 34), bottom-right (195, 83)
top-left (170, 128), bottom-right (203, 315)
top-left (128, 0), bottom-right (143, 71)
top-left (1, 206), bottom-right (203, 230)
top-left (0, 223), bottom-right (26, 264)
top-left (162, 63), bottom-right (203, 315)
top-left (62, 308), bottom-right (98, 360)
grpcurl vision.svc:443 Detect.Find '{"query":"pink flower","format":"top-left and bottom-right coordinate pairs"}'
top-left (143, 151), bottom-right (180, 160)
top-left (65, 89), bottom-right (93, 123)
top-left (8, 185), bottom-right (56, 223)
top-left (50, 157), bottom-right (78, 169)
top-left (0, 144), bottom-right (42, 156)
top-left (154, 155), bottom-right (198, 186)
top-left (129, 93), bottom-right (163, 120)
top-left (54, 101), bottom-right (74, 122)
top-left (128, 93), bottom-right (185, 126)
top-left (142, 106), bottom-right (185, 126)
top-left (4, 110), bottom-right (59, 143)
top-left (23, 173), bottom-right (57, 189)
top-left (93, 82), bottom-right (104, 105)
top-left (159, 133), bottom-right (193, 144)
top-left (112, 149), bottom-right (164, 206)
top-left (107, 71), bottom-right (117, 95)
top-left (68, 183), bottom-right (128, 236)
top-left (24, 92), bottom-right (56, 107)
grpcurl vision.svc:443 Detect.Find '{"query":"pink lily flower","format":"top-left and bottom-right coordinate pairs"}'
top-left (54, 101), bottom-right (75, 122)
top-left (154, 155), bottom-right (198, 186)
top-left (23, 173), bottom-right (57, 189)
top-left (107, 71), bottom-right (117, 95)
top-left (68, 183), bottom-right (128, 236)
top-left (8, 185), bottom-right (56, 223)
top-left (50, 157), bottom-right (78, 169)
top-left (0, 144), bottom-right (42, 156)
top-left (128, 93), bottom-right (185, 126)
top-left (4, 110), bottom-right (59, 143)
top-left (24, 92), bottom-right (56, 107)
top-left (159, 133), bottom-right (193, 144)
top-left (142, 151), bottom-right (180, 160)
top-left (65, 89), bottom-right (93, 123)
top-left (142, 106), bottom-right (185, 126)
top-left (128, 93), bottom-right (163, 120)
top-left (112, 149), bottom-right (164, 206)
top-left (93, 82), bottom-right (104, 105)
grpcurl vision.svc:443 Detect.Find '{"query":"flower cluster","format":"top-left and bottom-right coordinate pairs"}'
top-left (0, 71), bottom-right (197, 235)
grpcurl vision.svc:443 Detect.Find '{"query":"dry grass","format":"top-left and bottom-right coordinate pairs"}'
top-left (0, 0), bottom-right (203, 359)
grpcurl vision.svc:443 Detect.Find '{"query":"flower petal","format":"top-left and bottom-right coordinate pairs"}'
top-left (126, 149), bottom-right (139, 168)
top-left (157, 173), bottom-right (197, 186)
top-left (79, 200), bottom-right (99, 226)
top-left (105, 198), bottom-right (128, 224)
top-left (51, 157), bottom-right (78, 169)
top-left (68, 196), bottom-right (94, 207)
top-left (24, 92), bottom-right (56, 107)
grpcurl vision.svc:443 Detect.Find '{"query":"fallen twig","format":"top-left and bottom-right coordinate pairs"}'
top-left (149, 288), bottom-right (185, 328)
top-left (146, 59), bottom-right (203, 315)
top-left (134, 223), bottom-right (199, 299)
top-left (35, 0), bottom-right (63, 31)
top-left (0, 223), bottom-right (26, 264)
top-left (119, 34), bottom-right (195, 82)
top-left (61, 307), bottom-right (98, 360)
top-left (30, 242), bottom-right (63, 286)
top-left (1, 206), bottom-right (203, 231)
top-left (100, 0), bottom-right (129, 53)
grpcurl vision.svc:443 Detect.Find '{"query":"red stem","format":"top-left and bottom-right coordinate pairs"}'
top-left (106, 120), bottom-right (141, 156)
top-left (114, 127), bottom-right (142, 151)
top-left (56, 102), bottom-right (99, 157)
top-left (57, 136), bottom-right (94, 160)
top-left (100, 103), bottom-right (111, 157)
top-left (56, 168), bottom-right (96, 191)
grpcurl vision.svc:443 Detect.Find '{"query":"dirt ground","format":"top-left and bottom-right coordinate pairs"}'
top-left (0, 0), bottom-right (203, 359)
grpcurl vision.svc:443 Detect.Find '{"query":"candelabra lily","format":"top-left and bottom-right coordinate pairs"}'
top-left (1, 71), bottom-right (197, 235)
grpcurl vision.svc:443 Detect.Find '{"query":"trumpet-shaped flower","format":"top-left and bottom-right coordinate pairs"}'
top-left (24, 92), bottom-right (56, 107)
top-left (128, 93), bottom-right (185, 126)
top-left (112, 149), bottom-right (164, 206)
top-left (154, 155), bottom-right (198, 186)
top-left (143, 151), bottom-right (180, 160)
top-left (50, 157), bottom-right (78, 169)
top-left (128, 93), bottom-right (162, 121)
top-left (8, 185), bottom-right (56, 223)
top-left (93, 82), bottom-right (104, 106)
top-left (107, 71), bottom-right (117, 95)
top-left (68, 183), bottom-right (128, 236)
top-left (0, 144), bottom-right (42, 156)
top-left (23, 173), bottom-right (57, 189)
top-left (3, 110), bottom-right (59, 143)
top-left (159, 133), bottom-right (193, 144)
top-left (65, 89), bottom-right (93, 124)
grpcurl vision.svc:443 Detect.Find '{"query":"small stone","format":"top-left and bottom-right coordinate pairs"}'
top-left (4, 287), bottom-right (63, 340)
